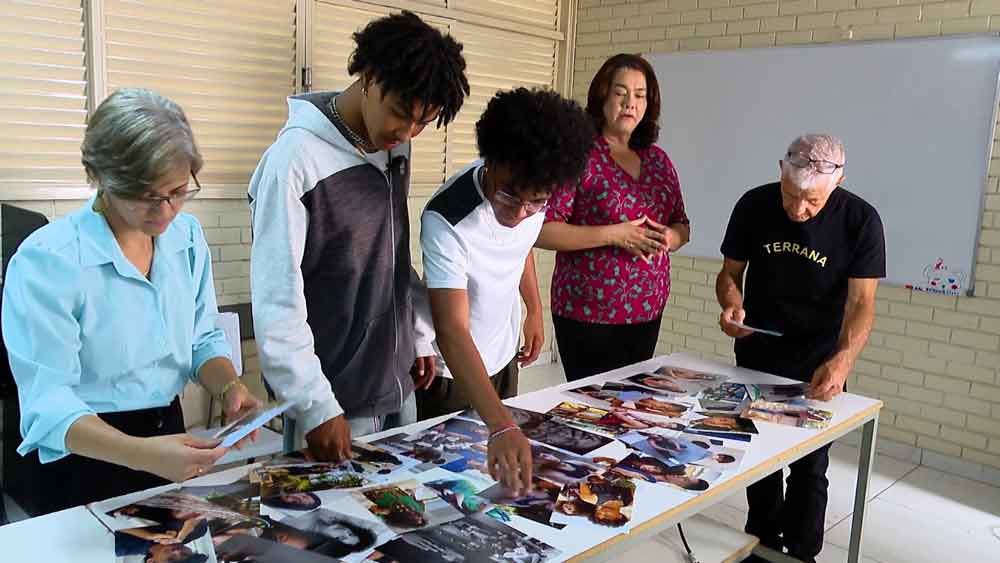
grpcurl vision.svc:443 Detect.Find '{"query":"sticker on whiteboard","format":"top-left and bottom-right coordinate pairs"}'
top-left (906, 258), bottom-right (966, 296)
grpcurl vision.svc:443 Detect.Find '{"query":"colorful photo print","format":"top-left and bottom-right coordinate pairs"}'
top-left (115, 518), bottom-right (217, 563)
top-left (743, 400), bottom-right (833, 429)
top-left (552, 474), bottom-right (636, 528)
top-left (257, 463), bottom-right (369, 500)
top-left (609, 453), bottom-right (718, 492)
top-left (699, 382), bottom-right (750, 404)
top-left (479, 477), bottom-right (563, 528)
top-left (351, 481), bottom-right (463, 535)
top-left (619, 431), bottom-right (712, 466)
top-left (368, 512), bottom-right (561, 563)
top-left (689, 413), bottom-right (759, 434)
top-left (178, 480), bottom-right (261, 520)
top-left (423, 477), bottom-right (491, 515)
top-left (530, 443), bottom-right (608, 487)
top-left (369, 431), bottom-right (465, 471)
top-left (746, 383), bottom-right (809, 402)
top-left (502, 406), bottom-right (613, 455)
top-left (215, 531), bottom-right (342, 563)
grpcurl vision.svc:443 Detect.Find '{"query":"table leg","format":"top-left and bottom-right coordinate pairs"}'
top-left (848, 414), bottom-right (878, 563)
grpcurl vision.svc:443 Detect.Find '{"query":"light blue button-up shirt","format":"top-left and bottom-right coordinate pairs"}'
top-left (1, 201), bottom-right (231, 463)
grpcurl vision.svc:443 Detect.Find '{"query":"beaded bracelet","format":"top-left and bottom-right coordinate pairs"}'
top-left (488, 424), bottom-right (521, 442)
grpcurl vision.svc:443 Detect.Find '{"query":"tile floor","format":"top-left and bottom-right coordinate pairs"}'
top-left (4, 360), bottom-right (999, 563)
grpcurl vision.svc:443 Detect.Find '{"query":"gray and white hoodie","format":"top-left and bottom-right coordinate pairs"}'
top-left (248, 92), bottom-right (435, 434)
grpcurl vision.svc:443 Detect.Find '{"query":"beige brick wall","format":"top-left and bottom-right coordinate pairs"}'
top-left (573, 0), bottom-right (1000, 475)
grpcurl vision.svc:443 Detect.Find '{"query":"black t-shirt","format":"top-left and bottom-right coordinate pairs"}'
top-left (720, 183), bottom-right (885, 381)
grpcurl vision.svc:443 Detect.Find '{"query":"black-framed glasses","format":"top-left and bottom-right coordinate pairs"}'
top-left (494, 189), bottom-right (549, 214)
top-left (785, 152), bottom-right (844, 174)
top-left (121, 173), bottom-right (202, 212)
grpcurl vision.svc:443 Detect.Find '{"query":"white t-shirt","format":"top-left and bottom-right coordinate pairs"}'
top-left (420, 160), bottom-right (544, 376)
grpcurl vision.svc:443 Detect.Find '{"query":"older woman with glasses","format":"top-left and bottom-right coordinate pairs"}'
top-left (537, 53), bottom-right (691, 382)
top-left (1, 88), bottom-right (261, 515)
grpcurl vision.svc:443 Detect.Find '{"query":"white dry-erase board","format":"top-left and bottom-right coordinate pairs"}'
top-left (647, 35), bottom-right (1000, 295)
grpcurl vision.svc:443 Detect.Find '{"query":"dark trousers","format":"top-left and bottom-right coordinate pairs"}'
top-left (553, 315), bottom-right (662, 383)
top-left (746, 444), bottom-right (831, 562)
top-left (416, 356), bottom-right (520, 421)
top-left (737, 336), bottom-right (837, 562)
top-left (22, 397), bottom-right (185, 516)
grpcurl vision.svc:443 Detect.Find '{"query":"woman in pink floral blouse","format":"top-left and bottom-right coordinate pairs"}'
top-left (537, 53), bottom-right (690, 382)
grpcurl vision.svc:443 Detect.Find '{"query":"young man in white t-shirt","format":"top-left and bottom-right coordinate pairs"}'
top-left (418, 88), bottom-right (594, 494)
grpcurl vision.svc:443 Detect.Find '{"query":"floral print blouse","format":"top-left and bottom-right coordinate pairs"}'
top-left (545, 136), bottom-right (688, 325)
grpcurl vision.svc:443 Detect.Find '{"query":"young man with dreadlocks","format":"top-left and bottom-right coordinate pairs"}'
top-left (418, 88), bottom-right (594, 494)
top-left (249, 11), bottom-right (469, 461)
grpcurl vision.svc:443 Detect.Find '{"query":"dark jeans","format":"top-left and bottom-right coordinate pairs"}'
top-left (737, 335), bottom-right (837, 562)
top-left (745, 444), bottom-right (832, 562)
top-left (553, 315), bottom-right (662, 383)
top-left (23, 396), bottom-right (185, 516)
top-left (415, 355), bottom-right (520, 421)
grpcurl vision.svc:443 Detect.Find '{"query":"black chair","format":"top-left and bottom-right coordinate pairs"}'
top-left (1, 204), bottom-right (49, 520)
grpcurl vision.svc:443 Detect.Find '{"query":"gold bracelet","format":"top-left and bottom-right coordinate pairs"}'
top-left (218, 379), bottom-right (243, 399)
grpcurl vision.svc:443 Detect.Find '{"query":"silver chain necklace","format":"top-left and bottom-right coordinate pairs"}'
top-left (329, 95), bottom-right (374, 151)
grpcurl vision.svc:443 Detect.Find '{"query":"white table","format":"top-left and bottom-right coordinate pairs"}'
top-left (0, 353), bottom-right (881, 563)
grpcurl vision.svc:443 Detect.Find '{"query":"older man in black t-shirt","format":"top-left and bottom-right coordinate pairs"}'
top-left (716, 134), bottom-right (885, 563)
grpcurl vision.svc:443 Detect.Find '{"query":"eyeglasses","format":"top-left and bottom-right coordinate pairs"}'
top-left (785, 152), bottom-right (844, 174)
top-left (120, 174), bottom-right (202, 212)
top-left (494, 189), bottom-right (549, 215)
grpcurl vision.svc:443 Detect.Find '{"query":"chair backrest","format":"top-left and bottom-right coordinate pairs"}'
top-left (1, 205), bottom-right (49, 398)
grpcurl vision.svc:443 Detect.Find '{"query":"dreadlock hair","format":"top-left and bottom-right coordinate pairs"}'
top-left (348, 11), bottom-right (469, 127)
top-left (475, 87), bottom-right (595, 195)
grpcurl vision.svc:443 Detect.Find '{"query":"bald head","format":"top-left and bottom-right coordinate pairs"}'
top-left (779, 134), bottom-right (846, 222)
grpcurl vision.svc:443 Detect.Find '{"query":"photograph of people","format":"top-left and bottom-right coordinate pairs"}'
top-left (537, 53), bottom-right (690, 383)
top-left (1, 89), bottom-right (262, 515)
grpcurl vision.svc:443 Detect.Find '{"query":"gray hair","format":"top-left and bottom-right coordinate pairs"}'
top-left (82, 88), bottom-right (202, 200)
top-left (781, 134), bottom-right (845, 190)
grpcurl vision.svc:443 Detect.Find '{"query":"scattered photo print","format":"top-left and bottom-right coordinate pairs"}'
top-left (619, 431), bottom-right (712, 466)
top-left (351, 480), bottom-right (464, 535)
top-left (552, 474), bottom-right (636, 528)
top-left (689, 413), bottom-right (759, 434)
top-left (503, 406), bottom-right (614, 455)
top-left (368, 512), bottom-right (561, 563)
top-left (746, 383), bottom-right (809, 402)
top-left (609, 453), bottom-right (717, 492)
top-left (257, 462), bottom-right (369, 501)
top-left (115, 518), bottom-right (217, 563)
top-left (530, 443), bottom-right (608, 487)
top-left (424, 477), bottom-right (491, 515)
top-left (281, 508), bottom-right (395, 562)
top-left (479, 477), bottom-right (563, 528)
top-left (178, 480), bottom-right (261, 520)
top-left (215, 534), bottom-right (340, 563)
top-left (743, 399), bottom-right (833, 429)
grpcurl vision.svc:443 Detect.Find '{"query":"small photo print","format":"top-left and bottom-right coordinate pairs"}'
top-left (215, 534), bottom-right (341, 563)
top-left (115, 518), bottom-right (217, 563)
top-left (619, 431), bottom-right (712, 467)
top-left (368, 511), bottom-right (561, 563)
top-left (746, 383), bottom-right (809, 402)
top-left (256, 463), bottom-right (369, 501)
top-left (689, 413), bottom-right (759, 434)
top-left (351, 480), bottom-right (464, 535)
top-left (530, 443), bottom-right (608, 487)
top-left (280, 507), bottom-right (395, 562)
top-left (552, 474), bottom-right (636, 528)
top-left (743, 399), bottom-right (833, 429)
top-left (609, 453), bottom-right (717, 492)
top-left (478, 477), bottom-right (564, 529)
top-left (423, 477), bottom-right (491, 515)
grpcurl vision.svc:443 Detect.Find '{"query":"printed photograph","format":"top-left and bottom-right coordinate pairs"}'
top-left (257, 463), bottom-right (369, 500)
top-left (424, 477), bottom-right (491, 515)
top-left (552, 474), bottom-right (636, 528)
top-left (530, 443), bottom-right (608, 487)
top-left (689, 413), bottom-right (759, 434)
top-left (619, 431), bottom-right (713, 466)
top-left (215, 533), bottom-right (342, 563)
top-left (351, 480), bottom-right (464, 534)
top-left (479, 477), bottom-right (563, 528)
top-left (743, 399), bottom-right (833, 429)
top-left (368, 511), bottom-right (561, 563)
top-left (115, 518), bottom-right (217, 563)
top-left (746, 383), bottom-right (809, 402)
top-left (609, 453), bottom-right (717, 492)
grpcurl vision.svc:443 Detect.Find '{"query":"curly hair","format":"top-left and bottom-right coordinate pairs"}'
top-left (587, 53), bottom-right (661, 150)
top-left (475, 87), bottom-right (594, 195)
top-left (348, 11), bottom-right (469, 127)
